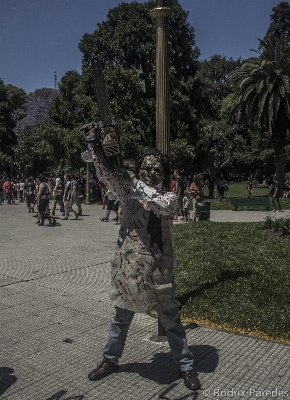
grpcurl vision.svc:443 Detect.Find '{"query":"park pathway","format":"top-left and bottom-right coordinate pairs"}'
top-left (0, 203), bottom-right (289, 399)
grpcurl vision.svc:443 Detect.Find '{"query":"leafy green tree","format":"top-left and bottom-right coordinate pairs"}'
top-left (265, 1), bottom-right (290, 42)
top-left (197, 55), bottom-right (242, 120)
top-left (13, 88), bottom-right (58, 176)
top-left (192, 56), bottom-right (245, 175)
top-left (78, 0), bottom-right (203, 158)
top-left (48, 70), bottom-right (93, 172)
top-left (170, 138), bottom-right (195, 173)
top-left (0, 80), bottom-right (26, 175)
top-left (228, 33), bottom-right (290, 193)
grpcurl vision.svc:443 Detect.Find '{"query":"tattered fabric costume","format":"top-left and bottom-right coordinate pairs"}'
top-left (84, 149), bottom-right (178, 314)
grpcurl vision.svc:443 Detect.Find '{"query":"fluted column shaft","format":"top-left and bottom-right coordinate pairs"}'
top-left (150, 6), bottom-right (173, 156)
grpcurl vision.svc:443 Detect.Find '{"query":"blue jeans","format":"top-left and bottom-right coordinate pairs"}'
top-left (102, 303), bottom-right (194, 371)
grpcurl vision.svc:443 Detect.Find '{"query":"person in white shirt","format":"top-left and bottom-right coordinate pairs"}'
top-left (100, 190), bottom-right (119, 222)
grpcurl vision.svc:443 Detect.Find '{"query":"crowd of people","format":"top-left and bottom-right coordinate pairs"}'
top-left (170, 170), bottom-right (228, 222)
top-left (1, 171), bottom-right (287, 224)
top-left (0, 174), bottom-right (85, 225)
top-left (0, 170), bottom-right (242, 225)
top-left (0, 173), bottom-right (124, 226)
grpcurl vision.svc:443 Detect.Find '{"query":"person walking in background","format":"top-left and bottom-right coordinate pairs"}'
top-left (15, 180), bottom-right (20, 202)
top-left (19, 180), bottom-right (25, 202)
top-left (269, 175), bottom-right (282, 212)
top-left (170, 174), bottom-right (176, 193)
top-left (246, 179), bottom-right (253, 198)
top-left (0, 182), bottom-right (4, 204)
top-left (91, 178), bottom-right (97, 199)
top-left (24, 177), bottom-right (36, 213)
top-left (98, 179), bottom-right (107, 209)
top-left (182, 190), bottom-right (191, 223)
top-left (3, 178), bottom-right (14, 205)
top-left (173, 169), bottom-right (185, 221)
top-left (52, 175), bottom-right (64, 216)
top-left (71, 175), bottom-right (82, 216)
top-left (100, 190), bottom-right (118, 222)
top-left (34, 174), bottom-right (55, 226)
top-left (190, 175), bottom-right (204, 201)
top-left (12, 180), bottom-right (18, 203)
top-left (217, 173), bottom-right (226, 200)
top-left (62, 174), bottom-right (79, 220)
top-left (190, 175), bottom-right (204, 222)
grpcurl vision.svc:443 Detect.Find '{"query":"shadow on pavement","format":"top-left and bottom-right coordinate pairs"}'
top-left (119, 345), bottom-right (218, 385)
top-left (45, 389), bottom-right (85, 400)
top-left (0, 367), bottom-right (17, 396)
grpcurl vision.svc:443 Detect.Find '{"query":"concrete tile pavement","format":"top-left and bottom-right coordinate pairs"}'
top-left (0, 202), bottom-right (289, 399)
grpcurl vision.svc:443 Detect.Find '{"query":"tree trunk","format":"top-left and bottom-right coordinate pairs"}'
top-left (272, 110), bottom-right (288, 196)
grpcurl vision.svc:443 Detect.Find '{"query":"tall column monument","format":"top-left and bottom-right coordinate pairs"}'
top-left (150, 0), bottom-right (173, 156)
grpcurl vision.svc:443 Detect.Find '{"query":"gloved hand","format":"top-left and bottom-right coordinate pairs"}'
top-left (80, 122), bottom-right (96, 140)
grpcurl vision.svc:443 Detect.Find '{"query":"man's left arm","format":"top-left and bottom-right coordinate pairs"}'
top-left (133, 180), bottom-right (178, 218)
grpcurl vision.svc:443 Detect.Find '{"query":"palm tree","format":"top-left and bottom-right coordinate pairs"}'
top-left (228, 33), bottom-right (290, 194)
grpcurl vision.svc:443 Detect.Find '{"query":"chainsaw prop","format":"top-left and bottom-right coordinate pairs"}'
top-left (81, 56), bottom-right (123, 172)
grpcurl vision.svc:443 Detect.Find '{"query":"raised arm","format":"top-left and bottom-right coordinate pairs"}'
top-left (83, 148), bottom-right (130, 205)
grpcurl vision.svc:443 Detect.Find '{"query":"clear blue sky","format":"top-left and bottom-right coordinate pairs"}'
top-left (0, 0), bottom-right (280, 94)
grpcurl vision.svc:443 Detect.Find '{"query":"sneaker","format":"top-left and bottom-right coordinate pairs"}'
top-left (75, 213), bottom-right (79, 220)
top-left (100, 217), bottom-right (109, 222)
top-left (88, 358), bottom-right (119, 381)
top-left (179, 370), bottom-right (201, 391)
top-left (61, 216), bottom-right (68, 220)
top-left (273, 210), bottom-right (277, 212)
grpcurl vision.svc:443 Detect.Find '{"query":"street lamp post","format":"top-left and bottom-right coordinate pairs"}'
top-left (150, 0), bottom-right (173, 156)
top-left (149, 0), bottom-right (173, 342)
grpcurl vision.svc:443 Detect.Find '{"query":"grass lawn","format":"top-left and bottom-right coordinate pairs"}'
top-left (173, 221), bottom-right (290, 343)
top-left (202, 183), bottom-right (290, 210)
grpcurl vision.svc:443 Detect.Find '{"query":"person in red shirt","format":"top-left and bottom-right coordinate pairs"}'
top-left (190, 175), bottom-right (204, 201)
top-left (3, 179), bottom-right (14, 204)
top-left (170, 174), bottom-right (176, 193)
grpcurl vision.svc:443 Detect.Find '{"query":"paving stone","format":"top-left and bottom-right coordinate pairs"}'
top-left (0, 203), bottom-right (289, 399)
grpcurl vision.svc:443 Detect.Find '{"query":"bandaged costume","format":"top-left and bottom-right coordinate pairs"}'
top-left (87, 148), bottom-right (197, 374)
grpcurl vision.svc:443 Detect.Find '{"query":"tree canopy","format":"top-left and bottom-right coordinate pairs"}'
top-left (228, 33), bottom-right (290, 192)
top-left (13, 88), bottom-right (59, 177)
top-left (78, 0), bottom-right (203, 162)
top-left (265, 1), bottom-right (290, 42)
top-left (0, 80), bottom-right (26, 176)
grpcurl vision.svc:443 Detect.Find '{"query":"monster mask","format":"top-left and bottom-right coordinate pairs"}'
top-left (139, 155), bottom-right (165, 188)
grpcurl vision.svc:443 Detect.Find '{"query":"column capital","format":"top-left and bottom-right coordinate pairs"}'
top-left (150, 7), bottom-right (173, 21)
